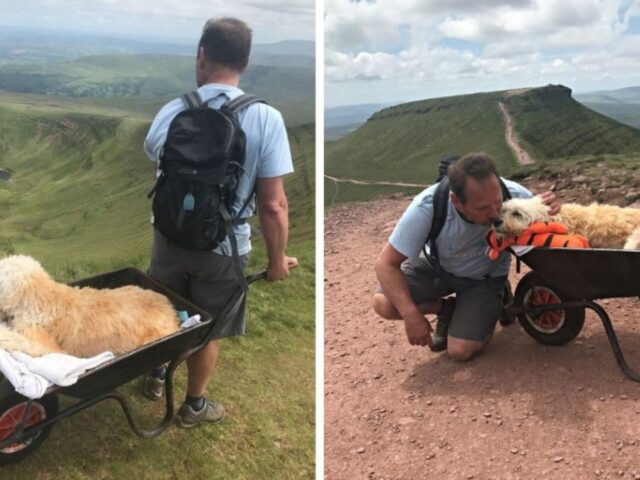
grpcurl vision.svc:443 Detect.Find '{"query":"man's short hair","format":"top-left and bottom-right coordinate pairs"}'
top-left (198, 17), bottom-right (252, 72)
top-left (448, 152), bottom-right (499, 204)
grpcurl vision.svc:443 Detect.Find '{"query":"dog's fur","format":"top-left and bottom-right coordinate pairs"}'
top-left (0, 255), bottom-right (179, 357)
top-left (496, 196), bottom-right (640, 249)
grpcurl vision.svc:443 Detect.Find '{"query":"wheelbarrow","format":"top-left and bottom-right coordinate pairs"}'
top-left (504, 248), bottom-right (640, 382)
top-left (0, 267), bottom-right (265, 465)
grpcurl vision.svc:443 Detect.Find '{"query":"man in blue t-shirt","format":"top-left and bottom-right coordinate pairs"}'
top-left (142, 17), bottom-right (297, 427)
top-left (373, 153), bottom-right (559, 361)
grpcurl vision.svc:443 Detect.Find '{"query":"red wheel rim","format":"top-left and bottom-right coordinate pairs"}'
top-left (525, 287), bottom-right (564, 333)
top-left (0, 402), bottom-right (46, 454)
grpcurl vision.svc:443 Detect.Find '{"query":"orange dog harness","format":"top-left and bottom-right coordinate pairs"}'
top-left (486, 222), bottom-right (590, 260)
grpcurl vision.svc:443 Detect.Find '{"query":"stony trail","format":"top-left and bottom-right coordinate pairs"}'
top-left (499, 101), bottom-right (534, 166)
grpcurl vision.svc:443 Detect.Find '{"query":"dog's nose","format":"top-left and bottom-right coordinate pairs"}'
top-left (493, 219), bottom-right (503, 228)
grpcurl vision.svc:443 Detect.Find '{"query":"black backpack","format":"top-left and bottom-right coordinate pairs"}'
top-left (148, 91), bottom-right (264, 288)
top-left (425, 155), bottom-right (512, 264)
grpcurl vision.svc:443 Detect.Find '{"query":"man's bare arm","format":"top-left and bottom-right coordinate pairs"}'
top-left (375, 243), bottom-right (432, 347)
top-left (256, 176), bottom-right (298, 281)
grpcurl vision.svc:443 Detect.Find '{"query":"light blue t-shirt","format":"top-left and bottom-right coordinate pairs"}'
top-left (389, 178), bottom-right (533, 279)
top-left (144, 83), bottom-right (293, 256)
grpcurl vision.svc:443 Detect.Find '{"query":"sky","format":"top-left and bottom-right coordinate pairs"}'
top-left (0, 0), bottom-right (315, 44)
top-left (325, 0), bottom-right (640, 107)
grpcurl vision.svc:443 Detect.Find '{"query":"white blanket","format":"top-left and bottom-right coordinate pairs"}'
top-left (0, 314), bottom-right (202, 399)
top-left (0, 350), bottom-right (115, 399)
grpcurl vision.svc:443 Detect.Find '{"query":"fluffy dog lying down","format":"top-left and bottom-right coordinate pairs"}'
top-left (0, 255), bottom-right (180, 357)
top-left (496, 196), bottom-right (640, 249)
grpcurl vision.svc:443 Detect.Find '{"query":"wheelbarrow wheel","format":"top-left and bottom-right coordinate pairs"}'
top-left (514, 272), bottom-right (585, 346)
top-left (0, 377), bottom-right (59, 465)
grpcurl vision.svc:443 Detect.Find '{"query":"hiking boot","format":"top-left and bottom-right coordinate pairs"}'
top-left (499, 281), bottom-right (516, 326)
top-left (142, 373), bottom-right (165, 401)
top-left (175, 398), bottom-right (225, 429)
top-left (431, 297), bottom-right (455, 352)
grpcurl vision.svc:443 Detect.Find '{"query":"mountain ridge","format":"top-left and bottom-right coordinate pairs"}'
top-left (325, 84), bottom-right (640, 204)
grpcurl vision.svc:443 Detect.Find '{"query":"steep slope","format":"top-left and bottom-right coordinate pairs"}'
top-left (0, 99), bottom-right (314, 273)
top-left (503, 85), bottom-right (640, 160)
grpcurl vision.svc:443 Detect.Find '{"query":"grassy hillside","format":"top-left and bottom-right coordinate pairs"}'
top-left (503, 85), bottom-right (640, 160)
top-left (326, 85), bottom-right (640, 204)
top-left (325, 90), bottom-right (514, 185)
top-left (0, 95), bottom-right (314, 478)
top-left (0, 99), bottom-right (313, 272)
top-left (0, 54), bottom-right (314, 125)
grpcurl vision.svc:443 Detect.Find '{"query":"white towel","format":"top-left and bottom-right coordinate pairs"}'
top-left (181, 314), bottom-right (202, 329)
top-left (0, 350), bottom-right (115, 399)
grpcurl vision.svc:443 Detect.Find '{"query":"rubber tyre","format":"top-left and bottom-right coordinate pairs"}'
top-left (514, 272), bottom-right (585, 346)
top-left (0, 377), bottom-right (59, 465)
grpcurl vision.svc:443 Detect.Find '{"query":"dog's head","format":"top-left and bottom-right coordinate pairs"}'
top-left (493, 196), bottom-right (553, 237)
top-left (0, 255), bottom-right (50, 309)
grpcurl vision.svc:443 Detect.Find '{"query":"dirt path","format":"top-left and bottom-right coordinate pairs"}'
top-left (325, 197), bottom-right (640, 480)
top-left (499, 102), bottom-right (534, 165)
top-left (325, 175), bottom-right (429, 188)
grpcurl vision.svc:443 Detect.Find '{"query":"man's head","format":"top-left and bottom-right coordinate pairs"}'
top-left (196, 17), bottom-right (252, 86)
top-left (448, 152), bottom-right (503, 226)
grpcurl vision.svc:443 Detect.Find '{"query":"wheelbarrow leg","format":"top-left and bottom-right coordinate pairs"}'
top-left (106, 350), bottom-right (193, 438)
top-left (587, 301), bottom-right (640, 383)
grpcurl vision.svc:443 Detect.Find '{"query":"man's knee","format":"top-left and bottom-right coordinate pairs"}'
top-left (372, 293), bottom-right (398, 319)
top-left (447, 338), bottom-right (485, 362)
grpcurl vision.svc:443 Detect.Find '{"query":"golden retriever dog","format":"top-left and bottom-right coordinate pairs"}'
top-left (0, 255), bottom-right (179, 357)
top-left (495, 196), bottom-right (640, 249)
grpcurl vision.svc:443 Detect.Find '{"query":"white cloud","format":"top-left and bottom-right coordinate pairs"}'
top-left (325, 0), bottom-right (640, 106)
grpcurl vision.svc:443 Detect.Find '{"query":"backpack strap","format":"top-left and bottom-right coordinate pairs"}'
top-left (219, 203), bottom-right (249, 292)
top-left (423, 176), bottom-right (512, 265)
top-left (223, 93), bottom-right (266, 221)
top-left (499, 178), bottom-right (512, 201)
top-left (181, 90), bottom-right (204, 108)
top-left (423, 177), bottom-right (451, 267)
top-left (223, 94), bottom-right (266, 113)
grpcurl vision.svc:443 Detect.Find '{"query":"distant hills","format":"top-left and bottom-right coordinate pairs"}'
top-left (575, 86), bottom-right (640, 129)
top-left (576, 86), bottom-right (640, 105)
top-left (0, 25), bottom-right (313, 66)
top-left (0, 52), bottom-right (314, 125)
top-left (325, 84), bottom-right (640, 203)
top-left (0, 27), bottom-right (314, 125)
top-left (325, 103), bottom-right (390, 141)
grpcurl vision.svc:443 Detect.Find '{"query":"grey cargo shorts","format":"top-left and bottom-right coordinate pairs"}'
top-left (379, 256), bottom-right (507, 342)
top-left (148, 230), bottom-right (249, 339)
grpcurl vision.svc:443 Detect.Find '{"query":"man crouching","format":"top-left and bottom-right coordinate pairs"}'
top-left (372, 153), bottom-right (559, 361)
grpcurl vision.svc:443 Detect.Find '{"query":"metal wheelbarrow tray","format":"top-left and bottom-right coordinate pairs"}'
top-left (0, 267), bottom-right (262, 464)
top-left (507, 248), bottom-right (640, 383)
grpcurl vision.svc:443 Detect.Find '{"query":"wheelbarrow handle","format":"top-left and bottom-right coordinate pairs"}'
top-left (246, 270), bottom-right (268, 285)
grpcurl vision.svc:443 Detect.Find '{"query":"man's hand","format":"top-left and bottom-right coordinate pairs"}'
top-left (403, 311), bottom-right (433, 348)
top-left (539, 190), bottom-right (561, 216)
top-left (267, 256), bottom-right (298, 282)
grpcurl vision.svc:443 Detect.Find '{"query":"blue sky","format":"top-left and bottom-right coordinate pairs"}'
top-left (0, 0), bottom-right (315, 44)
top-left (325, 0), bottom-right (640, 107)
